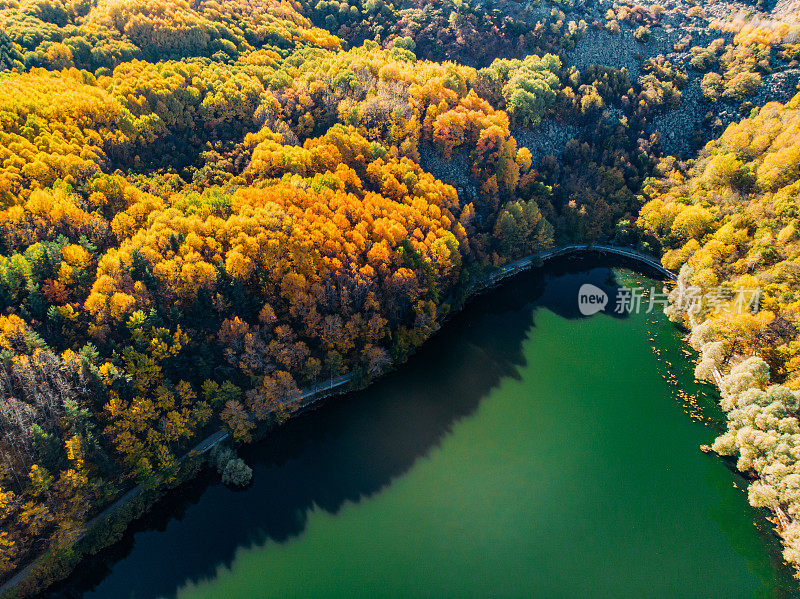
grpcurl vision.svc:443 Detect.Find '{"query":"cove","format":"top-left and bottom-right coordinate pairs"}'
top-left (51, 256), bottom-right (797, 598)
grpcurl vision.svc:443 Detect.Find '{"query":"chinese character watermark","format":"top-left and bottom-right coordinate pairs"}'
top-left (577, 284), bottom-right (761, 315)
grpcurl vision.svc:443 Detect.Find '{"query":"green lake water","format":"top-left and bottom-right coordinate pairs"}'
top-left (55, 259), bottom-right (797, 598)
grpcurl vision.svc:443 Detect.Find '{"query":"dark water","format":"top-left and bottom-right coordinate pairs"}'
top-left (52, 257), bottom-right (797, 598)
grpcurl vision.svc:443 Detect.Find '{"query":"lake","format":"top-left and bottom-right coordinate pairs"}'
top-left (51, 256), bottom-right (797, 598)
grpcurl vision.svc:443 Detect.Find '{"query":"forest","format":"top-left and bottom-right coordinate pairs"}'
top-left (2, 0), bottom-right (800, 594)
top-left (638, 93), bottom-right (800, 566)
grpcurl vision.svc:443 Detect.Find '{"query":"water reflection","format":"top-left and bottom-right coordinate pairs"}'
top-left (50, 256), bottom-right (671, 599)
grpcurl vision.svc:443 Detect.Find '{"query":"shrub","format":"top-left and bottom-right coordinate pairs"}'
top-left (210, 445), bottom-right (253, 487)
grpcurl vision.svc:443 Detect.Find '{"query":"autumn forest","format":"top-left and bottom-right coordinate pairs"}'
top-left (3, 0), bottom-right (800, 594)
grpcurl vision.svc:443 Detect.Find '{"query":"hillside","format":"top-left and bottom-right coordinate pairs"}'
top-left (2, 0), bottom-right (800, 594)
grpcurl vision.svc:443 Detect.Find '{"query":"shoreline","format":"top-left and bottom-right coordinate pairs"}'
top-left (0, 243), bottom-right (677, 598)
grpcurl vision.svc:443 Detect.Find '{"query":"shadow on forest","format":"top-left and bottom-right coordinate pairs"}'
top-left (48, 255), bottom-right (647, 599)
